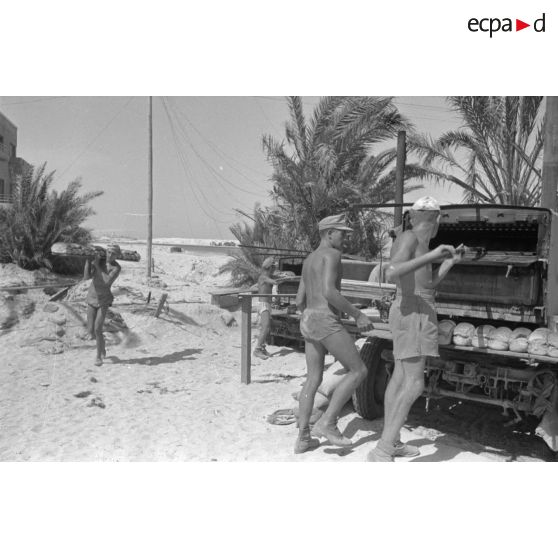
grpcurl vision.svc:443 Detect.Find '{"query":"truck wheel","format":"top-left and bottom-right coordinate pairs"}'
top-left (352, 337), bottom-right (392, 419)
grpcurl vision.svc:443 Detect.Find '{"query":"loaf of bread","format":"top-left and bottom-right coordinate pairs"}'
top-left (487, 327), bottom-right (513, 351)
top-left (438, 320), bottom-right (456, 346)
top-left (509, 337), bottom-right (529, 353)
top-left (472, 325), bottom-right (495, 348)
top-left (453, 322), bottom-right (475, 346)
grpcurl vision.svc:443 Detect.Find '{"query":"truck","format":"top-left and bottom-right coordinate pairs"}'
top-left (352, 204), bottom-right (558, 452)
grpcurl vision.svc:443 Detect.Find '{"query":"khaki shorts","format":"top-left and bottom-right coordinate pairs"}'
top-left (389, 294), bottom-right (439, 360)
top-left (255, 300), bottom-right (272, 316)
top-left (300, 309), bottom-right (345, 342)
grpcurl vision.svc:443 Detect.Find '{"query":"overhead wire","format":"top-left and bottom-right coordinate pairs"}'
top-left (56, 97), bottom-right (135, 180)
top-left (164, 100), bottom-right (261, 225)
top-left (253, 96), bottom-right (285, 137)
top-left (161, 97), bottom-right (226, 238)
top-left (0, 96), bottom-right (68, 106)
top-left (164, 99), bottom-right (252, 209)
top-left (176, 97), bottom-right (270, 179)
top-left (160, 98), bottom-right (230, 237)
top-left (158, 98), bottom-right (195, 238)
top-left (253, 95), bottom-right (463, 125)
top-left (163, 98), bottom-right (242, 219)
top-left (167, 98), bottom-right (265, 197)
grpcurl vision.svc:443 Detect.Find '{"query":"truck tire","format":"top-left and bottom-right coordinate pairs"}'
top-left (352, 337), bottom-right (392, 419)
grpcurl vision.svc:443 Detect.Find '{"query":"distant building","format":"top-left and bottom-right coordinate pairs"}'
top-left (0, 110), bottom-right (30, 207)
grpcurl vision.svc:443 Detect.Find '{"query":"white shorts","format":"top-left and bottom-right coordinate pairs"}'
top-left (255, 301), bottom-right (272, 316)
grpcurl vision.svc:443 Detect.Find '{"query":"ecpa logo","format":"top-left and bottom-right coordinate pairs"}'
top-left (468, 13), bottom-right (546, 37)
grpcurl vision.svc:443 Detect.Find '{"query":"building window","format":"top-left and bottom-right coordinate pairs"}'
top-left (10, 144), bottom-right (16, 158)
top-left (0, 178), bottom-right (5, 197)
top-left (0, 135), bottom-right (3, 144)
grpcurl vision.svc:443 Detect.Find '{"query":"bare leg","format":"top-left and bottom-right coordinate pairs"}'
top-left (86, 305), bottom-right (98, 339)
top-left (312, 329), bottom-right (367, 446)
top-left (295, 340), bottom-right (325, 454)
top-left (298, 340), bottom-right (326, 432)
top-left (319, 329), bottom-right (368, 425)
top-left (380, 356), bottom-right (425, 445)
top-left (256, 310), bottom-right (270, 348)
top-left (382, 359), bottom-right (405, 436)
top-left (94, 306), bottom-right (108, 365)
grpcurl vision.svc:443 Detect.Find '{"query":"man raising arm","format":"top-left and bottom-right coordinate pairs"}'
top-left (367, 196), bottom-right (463, 462)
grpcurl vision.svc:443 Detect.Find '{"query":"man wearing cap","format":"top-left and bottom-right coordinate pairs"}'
top-left (253, 256), bottom-right (281, 360)
top-left (367, 196), bottom-right (464, 461)
top-left (84, 243), bottom-right (122, 366)
top-left (294, 214), bottom-right (374, 453)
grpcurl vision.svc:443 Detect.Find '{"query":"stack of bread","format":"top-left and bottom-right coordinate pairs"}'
top-left (441, 320), bottom-right (558, 357)
top-left (438, 320), bottom-right (456, 346)
top-left (452, 322), bottom-right (475, 346)
top-left (472, 324), bottom-right (495, 348)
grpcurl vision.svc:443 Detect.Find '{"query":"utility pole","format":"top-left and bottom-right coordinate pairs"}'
top-left (147, 96), bottom-right (153, 278)
top-left (394, 130), bottom-right (406, 228)
top-left (541, 97), bottom-right (558, 329)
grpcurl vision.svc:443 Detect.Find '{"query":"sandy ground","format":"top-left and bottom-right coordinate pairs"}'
top-left (0, 244), bottom-right (555, 462)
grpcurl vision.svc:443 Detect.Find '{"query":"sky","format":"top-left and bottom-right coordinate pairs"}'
top-left (0, 96), bottom-right (465, 240)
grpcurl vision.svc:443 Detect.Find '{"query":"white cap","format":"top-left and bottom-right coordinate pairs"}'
top-left (411, 196), bottom-right (440, 211)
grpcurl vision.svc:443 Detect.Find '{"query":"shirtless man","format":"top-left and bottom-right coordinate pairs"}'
top-left (366, 196), bottom-right (463, 461)
top-left (253, 257), bottom-right (281, 360)
top-left (294, 214), bottom-right (373, 454)
top-left (84, 243), bottom-right (122, 366)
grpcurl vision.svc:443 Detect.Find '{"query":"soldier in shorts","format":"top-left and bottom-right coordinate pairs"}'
top-left (253, 257), bottom-right (281, 360)
top-left (294, 214), bottom-right (373, 454)
top-left (84, 243), bottom-right (122, 366)
top-left (367, 196), bottom-right (464, 461)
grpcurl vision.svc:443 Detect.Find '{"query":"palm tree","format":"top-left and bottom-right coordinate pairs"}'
top-left (0, 163), bottom-right (102, 270)
top-left (219, 204), bottom-right (308, 286)
top-left (262, 96), bottom-right (423, 256)
top-left (410, 96), bottom-right (544, 205)
top-left (222, 96), bottom-right (427, 286)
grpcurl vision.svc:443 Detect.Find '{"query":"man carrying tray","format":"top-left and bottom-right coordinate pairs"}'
top-left (83, 242), bottom-right (122, 366)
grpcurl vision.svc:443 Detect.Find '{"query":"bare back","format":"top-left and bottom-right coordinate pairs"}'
top-left (301, 247), bottom-right (342, 314)
top-left (390, 230), bottom-right (435, 295)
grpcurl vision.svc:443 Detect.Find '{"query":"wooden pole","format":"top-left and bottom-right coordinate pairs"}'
top-left (541, 97), bottom-right (558, 330)
top-left (240, 295), bottom-right (252, 384)
top-left (541, 97), bottom-right (558, 211)
top-left (147, 96), bottom-right (153, 279)
top-left (394, 131), bottom-right (406, 228)
top-left (154, 293), bottom-right (168, 318)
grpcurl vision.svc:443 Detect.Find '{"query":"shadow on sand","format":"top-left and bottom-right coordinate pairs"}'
top-left (107, 348), bottom-right (202, 366)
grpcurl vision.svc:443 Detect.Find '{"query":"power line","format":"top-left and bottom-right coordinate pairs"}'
top-left (254, 97), bottom-right (285, 137)
top-left (178, 97), bottom-right (270, 179)
top-left (165, 99), bottom-right (263, 206)
top-left (161, 98), bottom-right (230, 236)
top-left (165, 99), bottom-right (251, 206)
top-left (0, 96), bottom-right (68, 106)
top-left (253, 95), bottom-right (462, 123)
top-left (395, 100), bottom-right (455, 112)
top-left (158, 98), bottom-right (195, 238)
top-left (56, 97), bottom-right (134, 180)
top-left (167, 98), bottom-right (265, 197)
top-left (163, 98), bottom-right (242, 219)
